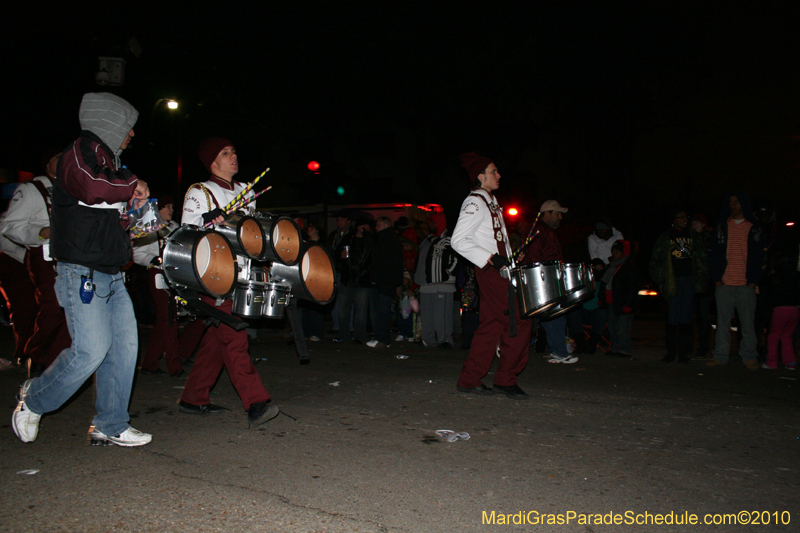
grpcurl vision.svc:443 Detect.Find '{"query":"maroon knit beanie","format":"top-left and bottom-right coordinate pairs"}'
top-left (459, 152), bottom-right (494, 183)
top-left (199, 137), bottom-right (234, 173)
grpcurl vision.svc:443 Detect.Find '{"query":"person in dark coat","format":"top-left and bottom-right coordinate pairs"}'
top-left (367, 217), bottom-right (404, 347)
top-left (600, 240), bottom-right (639, 358)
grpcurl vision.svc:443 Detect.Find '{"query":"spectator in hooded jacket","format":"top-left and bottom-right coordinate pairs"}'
top-left (12, 92), bottom-right (152, 447)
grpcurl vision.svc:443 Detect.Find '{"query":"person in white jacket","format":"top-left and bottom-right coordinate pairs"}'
top-left (1, 150), bottom-right (71, 376)
top-left (450, 152), bottom-right (532, 400)
top-left (131, 196), bottom-right (183, 377)
top-left (588, 222), bottom-right (623, 265)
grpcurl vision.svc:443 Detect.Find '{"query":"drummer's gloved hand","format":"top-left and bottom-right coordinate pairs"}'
top-left (489, 254), bottom-right (510, 271)
top-left (202, 208), bottom-right (225, 225)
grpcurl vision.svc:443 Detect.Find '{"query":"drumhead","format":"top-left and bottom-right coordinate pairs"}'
top-left (195, 232), bottom-right (236, 297)
top-left (239, 217), bottom-right (265, 258)
top-left (273, 218), bottom-right (301, 264)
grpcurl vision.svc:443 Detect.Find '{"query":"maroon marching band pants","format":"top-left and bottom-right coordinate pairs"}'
top-left (140, 268), bottom-right (183, 375)
top-left (0, 252), bottom-right (36, 363)
top-left (457, 266), bottom-right (532, 388)
top-left (25, 246), bottom-right (71, 368)
top-left (180, 296), bottom-right (270, 410)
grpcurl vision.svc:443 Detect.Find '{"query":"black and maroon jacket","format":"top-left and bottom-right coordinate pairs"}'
top-left (50, 130), bottom-right (138, 274)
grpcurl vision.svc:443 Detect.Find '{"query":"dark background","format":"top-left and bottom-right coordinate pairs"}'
top-left (2, 3), bottom-right (800, 263)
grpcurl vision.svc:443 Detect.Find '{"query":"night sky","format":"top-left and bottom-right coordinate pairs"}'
top-left (3, 4), bottom-right (800, 260)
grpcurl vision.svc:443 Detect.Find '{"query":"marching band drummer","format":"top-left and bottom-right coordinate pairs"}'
top-left (178, 137), bottom-right (279, 426)
top-left (450, 153), bottom-right (533, 400)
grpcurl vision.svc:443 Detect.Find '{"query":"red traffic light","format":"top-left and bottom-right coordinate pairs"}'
top-left (307, 161), bottom-right (320, 172)
top-left (507, 207), bottom-right (519, 216)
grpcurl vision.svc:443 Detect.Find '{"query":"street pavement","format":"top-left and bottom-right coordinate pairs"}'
top-left (0, 318), bottom-right (797, 532)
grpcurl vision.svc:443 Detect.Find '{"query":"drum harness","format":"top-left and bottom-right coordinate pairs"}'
top-left (470, 191), bottom-right (520, 337)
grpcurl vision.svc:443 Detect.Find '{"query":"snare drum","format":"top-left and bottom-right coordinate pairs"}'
top-left (510, 261), bottom-right (565, 317)
top-left (231, 280), bottom-right (268, 318)
top-left (161, 226), bottom-right (237, 298)
top-left (262, 282), bottom-right (292, 318)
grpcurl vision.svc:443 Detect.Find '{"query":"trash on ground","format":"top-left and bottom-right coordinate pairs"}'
top-left (173, 386), bottom-right (185, 389)
top-left (17, 470), bottom-right (39, 475)
top-left (329, 381), bottom-right (340, 386)
top-left (779, 377), bottom-right (797, 381)
top-left (0, 358), bottom-right (14, 371)
top-left (436, 429), bottom-right (470, 442)
top-left (396, 355), bottom-right (409, 360)
top-left (428, 380), bottom-right (442, 383)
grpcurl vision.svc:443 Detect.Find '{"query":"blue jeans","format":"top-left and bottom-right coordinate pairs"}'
top-left (369, 290), bottom-right (393, 344)
top-left (608, 308), bottom-right (633, 355)
top-left (337, 284), bottom-right (371, 342)
top-left (24, 263), bottom-right (138, 437)
top-left (541, 315), bottom-right (568, 356)
top-left (668, 275), bottom-right (694, 325)
top-left (712, 284), bottom-right (758, 363)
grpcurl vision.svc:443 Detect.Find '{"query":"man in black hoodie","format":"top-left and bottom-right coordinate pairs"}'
top-left (707, 191), bottom-right (765, 370)
top-left (367, 217), bottom-right (404, 347)
top-left (12, 93), bottom-right (152, 447)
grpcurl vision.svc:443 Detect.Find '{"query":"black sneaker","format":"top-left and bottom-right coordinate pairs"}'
top-left (248, 401), bottom-right (280, 427)
top-left (140, 368), bottom-right (166, 376)
top-left (178, 401), bottom-right (228, 415)
top-left (493, 384), bottom-right (530, 400)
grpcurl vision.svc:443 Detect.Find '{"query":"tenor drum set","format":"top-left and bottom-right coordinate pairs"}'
top-left (160, 212), bottom-right (335, 321)
top-left (510, 261), bottom-right (595, 320)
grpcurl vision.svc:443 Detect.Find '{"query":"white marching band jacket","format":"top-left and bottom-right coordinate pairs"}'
top-left (451, 188), bottom-right (512, 269)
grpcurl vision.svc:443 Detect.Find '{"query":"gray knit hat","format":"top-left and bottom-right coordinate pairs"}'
top-left (79, 93), bottom-right (138, 153)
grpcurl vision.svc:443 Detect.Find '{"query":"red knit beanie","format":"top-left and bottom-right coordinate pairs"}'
top-left (459, 152), bottom-right (494, 183)
top-left (199, 137), bottom-right (234, 173)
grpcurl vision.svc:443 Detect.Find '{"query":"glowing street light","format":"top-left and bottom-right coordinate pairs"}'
top-left (166, 100), bottom-right (178, 110)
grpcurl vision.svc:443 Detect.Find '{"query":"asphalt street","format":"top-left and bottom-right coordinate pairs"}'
top-left (1, 318), bottom-right (797, 532)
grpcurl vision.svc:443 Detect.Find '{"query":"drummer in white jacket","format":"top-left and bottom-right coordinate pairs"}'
top-left (1, 150), bottom-right (71, 375)
top-left (450, 152), bottom-right (532, 400)
top-left (178, 137), bottom-right (278, 427)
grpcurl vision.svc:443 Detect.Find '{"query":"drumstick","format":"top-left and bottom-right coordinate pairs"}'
top-left (226, 185), bottom-right (272, 214)
top-left (221, 168), bottom-right (269, 212)
top-left (512, 211), bottom-right (542, 260)
top-left (201, 186), bottom-right (274, 228)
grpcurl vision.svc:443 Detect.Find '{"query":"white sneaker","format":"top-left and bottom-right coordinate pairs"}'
top-left (88, 426), bottom-right (152, 447)
top-left (366, 340), bottom-right (388, 348)
top-left (12, 379), bottom-right (40, 443)
top-left (308, 336), bottom-right (321, 342)
top-left (395, 334), bottom-right (405, 342)
top-left (547, 354), bottom-right (579, 364)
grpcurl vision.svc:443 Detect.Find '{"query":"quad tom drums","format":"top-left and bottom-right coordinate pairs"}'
top-left (161, 226), bottom-right (237, 298)
top-left (269, 244), bottom-right (335, 304)
top-left (510, 261), bottom-right (565, 317)
top-left (538, 263), bottom-right (595, 319)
